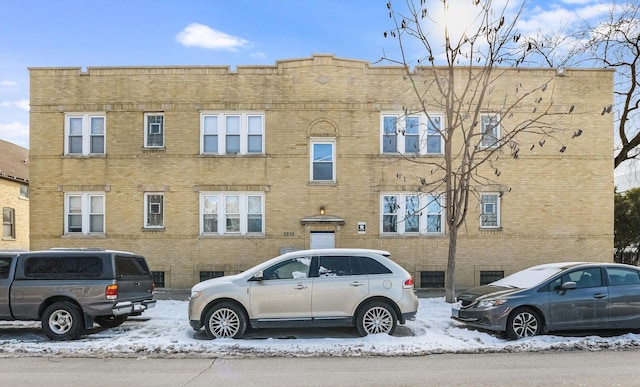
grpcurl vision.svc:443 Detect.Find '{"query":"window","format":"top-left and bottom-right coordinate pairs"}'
top-left (200, 193), bottom-right (264, 235)
top-left (144, 193), bottom-right (164, 228)
top-left (310, 140), bottom-right (335, 182)
top-left (480, 114), bottom-right (500, 148)
top-left (263, 257), bottom-right (311, 280)
top-left (421, 271), bottom-right (445, 287)
top-left (607, 267), bottom-right (640, 286)
top-left (24, 256), bottom-right (103, 279)
top-left (2, 207), bottom-right (15, 239)
top-left (0, 257), bottom-right (11, 279)
top-left (20, 184), bottom-right (29, 198)
top-left (381, 113), bottom-right (444, 155)
top-left (144, 113), bottom-right (164, 148)
top-left (480, 193), bottom-right (500, 228)
top-left (64, 193), bottom-right (104, 235)
top-left (550, 268), bottom-right (603, 290)
top-left (65, 113), bottom-right (105, 155)
top-left (152, 271), bottom-right (165, 287)
top-left (200, 112), bottom-right (264, 154)
top-left (480, 271), bottom-right (504, 285)
top-left (381, 194), bottom-right (444, 235)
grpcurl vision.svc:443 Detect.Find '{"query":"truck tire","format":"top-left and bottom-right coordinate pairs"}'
top-left (42, 301), bottom-right (85, 340)
top-left (95, 315), bottom-right (128, 329)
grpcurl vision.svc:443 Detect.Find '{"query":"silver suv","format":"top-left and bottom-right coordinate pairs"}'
top-left (189, 249), bottom-right (418, 339)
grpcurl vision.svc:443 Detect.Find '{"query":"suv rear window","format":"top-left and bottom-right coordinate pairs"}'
top-left (116, 256), bottom-right (151, 278)
top-left (24, 256), bottom-right (103, 278)
top-left (351, 256), bottom-right (392, 275)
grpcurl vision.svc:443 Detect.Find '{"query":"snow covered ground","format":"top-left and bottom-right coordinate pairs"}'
top-left (0, 298), bottom-right (639, 358)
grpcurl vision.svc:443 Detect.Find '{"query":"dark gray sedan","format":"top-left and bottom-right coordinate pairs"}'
top-left (452, 262), bottom-right (640, 339)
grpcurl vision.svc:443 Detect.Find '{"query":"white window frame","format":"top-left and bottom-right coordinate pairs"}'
top-left (64, 192), bottom-right (105, 235)
top-left (380, 193), bottom-right (445, 235)
top-left (64, 113), bottom-right (106, 155)
top-left (144, 192), bottom-right (164, 228)
top-left (2, 207), bottom-right (15, 239)
top-left (144, 113), bottom-right (165, 148)
top-left (199, 192), bottom-right (264, 236)
top-left (310, 138), bottom-right (336, 182)
top-left (200, 112), bottom-right (264, 155)
top-left (380, 112), bottom-right (444, 155)
top-left (480, 113), bottom-right (500, 149)
top-left (480, 193), bottom-right (501, 228)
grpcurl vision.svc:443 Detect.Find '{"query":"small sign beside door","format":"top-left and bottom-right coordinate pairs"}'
top-left (358, 222), bottom-right (366, 234)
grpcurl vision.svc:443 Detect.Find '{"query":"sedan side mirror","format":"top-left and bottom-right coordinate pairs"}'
top-left (558, 281), bottom-right (576, 295)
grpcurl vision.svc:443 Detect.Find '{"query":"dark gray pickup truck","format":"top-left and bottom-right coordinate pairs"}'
top-left (0, 248), bottom-right (155, 340)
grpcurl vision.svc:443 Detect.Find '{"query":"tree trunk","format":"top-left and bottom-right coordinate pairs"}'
top-left (445, 222), bottom-right (458, 303)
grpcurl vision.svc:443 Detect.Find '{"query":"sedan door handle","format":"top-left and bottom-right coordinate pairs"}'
top-left (293, 283), bottom-right (308, 290)
top-left (593, 293), bottom-right (608, 299)
top-left (350, 281), bottom-right (366, 287)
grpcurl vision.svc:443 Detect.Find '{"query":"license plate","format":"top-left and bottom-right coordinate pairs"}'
top-left (451, 307), bottom-right (460, 318)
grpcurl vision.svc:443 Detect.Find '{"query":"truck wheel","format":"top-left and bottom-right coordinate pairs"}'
top-left (42, 301), bottom-right (85, 340)
top-left (95, 315), bottom-right (128, 329)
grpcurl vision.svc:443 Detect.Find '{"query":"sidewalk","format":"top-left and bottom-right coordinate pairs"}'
top-left (153, 288), bottom-right (447, 301)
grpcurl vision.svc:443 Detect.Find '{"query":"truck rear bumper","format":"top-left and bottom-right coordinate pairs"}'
top-left (112, 299), bottom-right (156, 316)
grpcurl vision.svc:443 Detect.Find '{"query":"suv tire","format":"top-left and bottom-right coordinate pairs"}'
top-left (95, 315), bottom-right (128, 329)
top-left (204, 302), bottom-right (247, 339)
top-left (356, 300), bottom-right (397, 336)
top-left (42, 301), bottom-right (85, 340)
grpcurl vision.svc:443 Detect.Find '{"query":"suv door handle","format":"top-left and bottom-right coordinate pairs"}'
top-left (293, 283), bottom-right (307, 290)
top-left (593, 293), bottom-right (607, 299)
top-left (350, 281), bottom-right (365, 287)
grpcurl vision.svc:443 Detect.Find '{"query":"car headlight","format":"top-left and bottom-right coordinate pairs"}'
top-left (190, 290), bottom-right (202, 299)
top-left (476, 299), bottom-right (505, 308)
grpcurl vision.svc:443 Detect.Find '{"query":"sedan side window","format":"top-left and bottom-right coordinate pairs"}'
top-left (549, 268), bottom-right (603, 290)
top-left (607, 267), bottom-right (640, 286)
top-left (263, 258), bottom-right (311, 280)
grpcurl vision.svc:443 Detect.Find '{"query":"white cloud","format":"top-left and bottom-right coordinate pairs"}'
top-left (1, 99), bottom-right (29, 111)
top-left (0, 80), bottom-right (17, 87)
top-left (176, 23), bottom-right (250, 51)
top-left (0, 121), bottom-right (29, 148)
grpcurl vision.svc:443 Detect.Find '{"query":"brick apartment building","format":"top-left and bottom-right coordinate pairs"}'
top-left (0, 139), bottom-right (29, 251)
top-left (28, 55), bottom-right (614, 289)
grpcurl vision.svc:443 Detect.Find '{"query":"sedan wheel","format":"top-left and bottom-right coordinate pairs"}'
top-left (204, 302), bottom-right (247, 339)
top-left (356, 301), bottom-right (397, 336)
top-left (507, 307), bottom-right (542, 339)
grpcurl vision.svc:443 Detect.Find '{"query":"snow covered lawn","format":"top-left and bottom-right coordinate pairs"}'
top-left (0, 298), bottom-right (639, 358)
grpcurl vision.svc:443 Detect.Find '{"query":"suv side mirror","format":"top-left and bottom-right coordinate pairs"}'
top-left (251, 270), bottom-right (265, 281)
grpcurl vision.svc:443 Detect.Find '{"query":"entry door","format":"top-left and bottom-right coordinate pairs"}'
top-left (310, 231), bottom-right (335, 249)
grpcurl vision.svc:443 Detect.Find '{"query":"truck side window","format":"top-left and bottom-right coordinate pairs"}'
top-left (0, 258), bottom-right (11, 279)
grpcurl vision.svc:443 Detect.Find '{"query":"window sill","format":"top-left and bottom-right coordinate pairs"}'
top-left (199, 234), bottom-right (265, 239)
top-left (198, 153), bottom-right (266, 158)
top-left (308, 181), bottom-right (337, 186)
top-left (62, 154), bottom-right (106, 158)
top-left (379, 153), bottom-right (444, 157)
top-left (142, 227), bottom-right (165, 232)
top-left (61, 233), bottom-right (106, 238)
top-left (142, 147), bottom-right (165, 151)
top-left (1, 237), bottom-right (16, 241)
top-left (479, 227), bottom-right (503, 234)
top-left (380, 233), bottom-right (446, 238)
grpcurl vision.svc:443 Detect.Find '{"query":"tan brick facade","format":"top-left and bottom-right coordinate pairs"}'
top-left (29, 55), bottom-right (614, 289)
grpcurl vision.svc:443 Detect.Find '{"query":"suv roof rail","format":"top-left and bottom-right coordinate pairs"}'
top-left (47, 247), bottom-right (106, 251)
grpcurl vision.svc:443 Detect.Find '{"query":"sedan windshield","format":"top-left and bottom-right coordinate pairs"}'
top-left (491, 264), bottom-right (569, 289)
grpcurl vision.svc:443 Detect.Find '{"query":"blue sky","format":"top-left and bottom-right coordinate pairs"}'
top-left (0, 0), bottom-right (615, 150)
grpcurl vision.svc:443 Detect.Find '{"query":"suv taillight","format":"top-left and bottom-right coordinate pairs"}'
top-left (106, 284), bottom-right (118, 300)
top-left (403, 278), bottom-right (415, 289)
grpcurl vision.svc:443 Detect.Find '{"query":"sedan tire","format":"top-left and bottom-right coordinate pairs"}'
top-left (506, 307), bottom-right (542, 339)
top-left (356, 300), bottom-right (397, 336)
top-left (204, 302), bottom-right (248, 339)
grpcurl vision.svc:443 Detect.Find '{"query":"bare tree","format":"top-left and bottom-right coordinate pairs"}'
top-left (381, 0), bottom-right (603, 302)
top-left (527, 0), bottom-right (639, 169)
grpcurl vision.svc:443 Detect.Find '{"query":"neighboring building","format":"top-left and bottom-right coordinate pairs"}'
top-left (28, 55), bottom-right (614, 289)
top-left (0, 139), bottom-right (29, 250)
